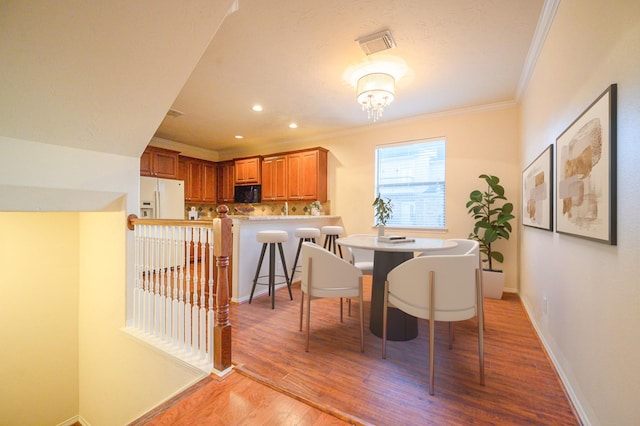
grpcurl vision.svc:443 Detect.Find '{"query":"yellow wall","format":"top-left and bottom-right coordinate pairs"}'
top-left (77, 211), bottom-right (206, 425)
top-left (0, 213), bottom-right (80, 425)
top-left (0, 212), bottom-right (207, 425)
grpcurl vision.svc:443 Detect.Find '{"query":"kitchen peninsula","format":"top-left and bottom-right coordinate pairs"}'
top-left (230, 215), bottom-right (343, 303)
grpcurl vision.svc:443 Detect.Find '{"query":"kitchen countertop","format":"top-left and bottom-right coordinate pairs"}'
top-left (188, 215), bottom-right (339, 222)
top-left (228, 214), bottom-right (339, 221)
top-left (227, 214), bottom-right (343, 303)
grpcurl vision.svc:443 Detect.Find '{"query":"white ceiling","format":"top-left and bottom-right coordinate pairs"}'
top-left (155, 0), bottom-right (546, 155)
top-left (0, 0), bottom-right (236, 157)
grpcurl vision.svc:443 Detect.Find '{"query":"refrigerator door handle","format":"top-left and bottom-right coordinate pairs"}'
top-left (154, 189), bottom-right (160, 219)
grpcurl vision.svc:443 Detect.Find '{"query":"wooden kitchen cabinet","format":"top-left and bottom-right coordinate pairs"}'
top-left (287, 148), bottom-right (327, 201)
top-left (201, 161), bottom-right (217, 203)
top-left (140, 146), bottom-right (179, 179)
top-left (217, 161), bottom-right (235, 203)
top-left (179, 156), bottom-right (217, 203)
top-left (261, 155), bottom-right (288, 201)
top-left (234, 157), bottom-right (261, 184)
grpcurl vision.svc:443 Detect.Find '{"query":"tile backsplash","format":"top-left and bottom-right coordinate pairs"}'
top-left (185, 201), bottom-right (330, 219)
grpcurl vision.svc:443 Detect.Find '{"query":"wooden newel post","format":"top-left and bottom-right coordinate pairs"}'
top-left (213, 205), bottom-right (233, 371)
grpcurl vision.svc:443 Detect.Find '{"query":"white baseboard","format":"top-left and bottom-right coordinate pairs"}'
top-left (519, 295), bottom-right (588, 425)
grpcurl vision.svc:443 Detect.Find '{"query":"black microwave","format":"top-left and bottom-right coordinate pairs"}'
top-left (234, 184), bottom-right (261, 203)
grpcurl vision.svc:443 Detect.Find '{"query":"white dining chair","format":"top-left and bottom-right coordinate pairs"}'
top-left (420, 238), bottom-right (484, 331)
top-left (299, 242), bottom-right (364, 352)
top-left (382, 253), bottom-right (484, 395)
top-left (344, 234), bottom-right (375, 316)
top-left (346, 234), bottom-right (375, 275)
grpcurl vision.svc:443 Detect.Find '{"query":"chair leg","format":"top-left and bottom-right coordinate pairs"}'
top-left (477, 264), bottom-right (486, 331)
top-left (477, 269), bottom-right (485, 385)
top-left (299, 291), bottom-right (305, 331)
top-left (305, 289), bottom-right (312, 352)
top-left (359, 278), bottom-right (364, 353)
top-left (290, 238), bottom-right (304, 286)
top-left (268, 243), bottom-right (276, 309)
top-left (277, 243), bottom-right (292, 300)
top-left (429, 271), bottom-right (435, 396)
top-left (339, 298), bottom-right (343, 322)
top-left (249, 243), bottom-right (267, 304)
top-left (382, 280), bottom-right (389, 359)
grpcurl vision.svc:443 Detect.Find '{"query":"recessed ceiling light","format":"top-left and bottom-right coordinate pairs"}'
top-left (289, 123), bottom-right (298, 129)
top-left (235, 135), bottom-right (243, 139)
top-left (252, 105), bottom-right (263, 112)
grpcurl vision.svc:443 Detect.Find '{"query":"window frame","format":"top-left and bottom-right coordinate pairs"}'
top-left (374, 137), bottom-right (447, 232)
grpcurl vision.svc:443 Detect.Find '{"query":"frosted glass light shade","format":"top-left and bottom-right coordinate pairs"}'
top-left (356, 73), bottom-right (395, 121)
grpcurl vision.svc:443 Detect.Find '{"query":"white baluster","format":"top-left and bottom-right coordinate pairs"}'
top-left (154, 225), bottom-right (162, 337)
top-left (207, 227), bottom-right (215, 364)
top-left (158, 226), bottom-right (166, 340)
top-left (178, 226), bottom-right (187, 348)
top-left (191, 228), bottom-right (200, 355)
top-left (171, 225), bottom-right (180, 345)
top-left (199, 227), bottom-right (207, 360)
top-left (133, 225), bottom-right (142, 329)
top-left (145, 225), bottom-right (153, 334)
top-left (184, 227), bottom-right (192, 351)
top-left (164, 225), bottom-right (173, 342)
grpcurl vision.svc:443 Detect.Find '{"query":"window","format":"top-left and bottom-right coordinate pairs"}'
top-left (374, 138), bottom-right (446, 229)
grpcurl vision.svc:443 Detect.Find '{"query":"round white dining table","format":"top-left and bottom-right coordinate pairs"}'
top-left (336, 235), bottom-right (457, 341)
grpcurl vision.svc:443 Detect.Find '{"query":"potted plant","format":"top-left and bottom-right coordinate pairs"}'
top-left (373, 193), bottom-right (393, 236)
top-left (466, 174), bottom-right (515, 299)
top-left (310, 201), bottom-right (322, 216)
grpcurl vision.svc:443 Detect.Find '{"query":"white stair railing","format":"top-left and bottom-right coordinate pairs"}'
top-left (129, 221), bottom-right (219, 372)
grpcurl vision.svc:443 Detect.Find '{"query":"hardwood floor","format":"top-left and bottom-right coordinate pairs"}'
top-left (132, 277), bottom-right (580, 425)
top-left (130, 372), bottom-right (350, 426)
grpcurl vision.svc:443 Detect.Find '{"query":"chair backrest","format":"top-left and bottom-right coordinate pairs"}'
top-left (346, 234), bottom-right (375, 274)
top-left (301, 242), bottom-right (362, 298)
top-left (387, 254), bottom-right (477, 322)
top-left (420, 238), bottom-right (480, 268)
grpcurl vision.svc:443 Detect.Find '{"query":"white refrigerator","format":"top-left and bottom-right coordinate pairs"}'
top-left (140, 176), bottom-right (185, 219)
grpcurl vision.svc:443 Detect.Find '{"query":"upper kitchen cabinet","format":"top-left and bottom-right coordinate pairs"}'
top-left (287, 148), bottom-right (327, 201)
top-left (261, 155), bottom-right (287, 201)
top-left (178, 156), bottom-right (217, 203)
top-left (217, 161), bottom-right (235, 203)
top-left (201, 161), bottom-right (217, 203)
top-left (234, 157), bottom-right (261, 185)
top-left (140, 146), bottom-right (179, 179)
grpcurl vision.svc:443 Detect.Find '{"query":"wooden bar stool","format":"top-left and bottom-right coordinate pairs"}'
top-left (321, 225), bottom-right (344, 258)
top-left (289, 227), bottom-right (321, 286)
top-left (250, 230), bottom-right (292, 309)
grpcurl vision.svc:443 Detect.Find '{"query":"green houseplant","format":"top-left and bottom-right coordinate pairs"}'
top-left (466, 174), bottom-right (515, 298)
top-left (372, 194), bottom-right (393, 236)
top-left (466, 174), bottom-right (515, 270)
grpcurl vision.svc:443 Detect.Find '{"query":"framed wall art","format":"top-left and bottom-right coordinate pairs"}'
top-left (555, 84), bottom-right (617, 245)
top-left (522, 144), bottom-right (553, 231)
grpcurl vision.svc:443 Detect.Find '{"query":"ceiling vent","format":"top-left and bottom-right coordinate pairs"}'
top-left (356, 30), bottom-right (397, 55)
top-left (166, 108), bottom-right (184, 118)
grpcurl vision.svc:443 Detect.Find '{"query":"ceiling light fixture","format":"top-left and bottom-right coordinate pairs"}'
top-left (252, 105), bottom-right (263, 112)
top-left (356, 72), bottom-right (395, 122)
top-left (289, 123), bottom-right (298, 129)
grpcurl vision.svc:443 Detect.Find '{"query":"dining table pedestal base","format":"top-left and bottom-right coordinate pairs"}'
top-left (369, 251), bottom-right (418, 341)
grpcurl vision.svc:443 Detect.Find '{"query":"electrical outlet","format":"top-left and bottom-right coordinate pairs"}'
top-left (543, 297), bottom-right (548, 315)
